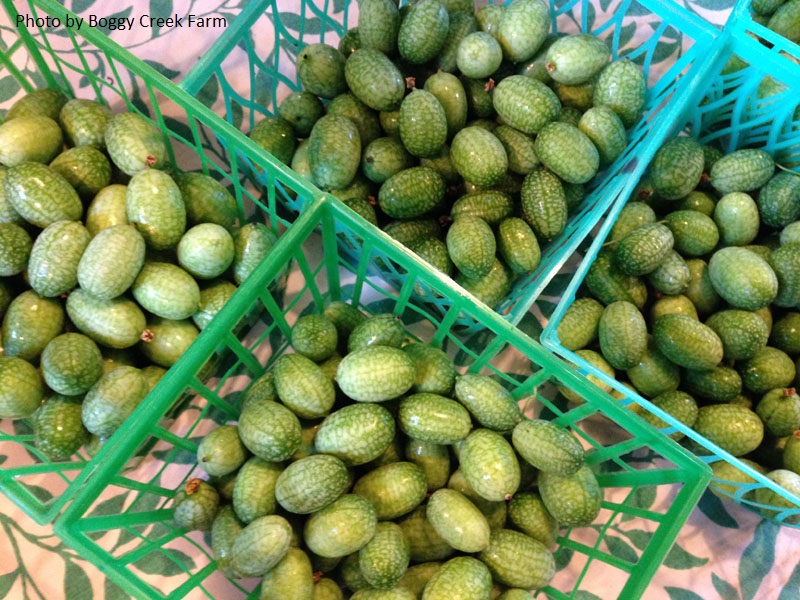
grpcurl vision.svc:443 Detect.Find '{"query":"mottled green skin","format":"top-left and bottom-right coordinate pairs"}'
top-left (358, 521), bottom-right (411, 589)
top-left (456, 258), bottom-right (511, 308)
top-left (66, 289), bottom-right (146, 349)
top-left (358, 0), bottom-right (400, 55)
top-left (740, 346), bottom-right (796, 394)
top-left (232, 457), bottom-right (282, 523)
top-left (133, 262), bottom-right (200, 320)
top-left (756, 388), bottom-right (800, 438)
top-left (534, 122), bottom-right (599, 185)
top-left (41, 333), bottom-right (103, 396)
top-left (384, 218), bottom-right (441, 248)
top-left (2, 290), bottom-right (64, 361)
top-left (546, 34), bottom-right (610, 84)
top-left (196, 424), bottom-right (247, 478)
top-left (512, 419), bottom-right (583, 476)
top-left (508, 492), bottom-right (558, 548)
top-left (404, 438), bottom-right (449, 492)
top-left (421, 556), bottom-right (492, 600)
top-left (427, 489), bottom-right (491, 553)
top-left (398, 90), bottom-right (448, 159)
top-left (403, 343), bottom-right (456, 396)
top-left (782, 221), bottom-right (800, 246)
top-left (538, 464), bottom-right (601, 527)
top-left (297, 43), bottom-right (348, 99)
top-left (49, 146), bottom-right (112, 199)
top-left (646, 250), bottom-right (690, 296)
top-left (409, 236), bottom-right (454, 291)
top-left (398, 0), bottom-right (449, 64)
top-left (676, 191), bottom-right (716, 216)
top-left (456, 32), bottom-right (503, 79)
top-left (578, 106), bottom-right (626, 167)
top-left (345, 49), bottom-right (406, 112)
top-left (104, 112), bottom-right (167, 175)
top-left (0, 356), bottom-right (44, 419)
top-left (479, 529), bottom-right (555, 589)
top-left (585, 249), bottom-right (647, 308)
top-left (626, 341), bottom-right (680, 398)
top-left (592, 61), bottom-right (646, 128)
top-left (59, 98), bottom-right (111, 149)
top-left (476, 4), bottom-right (504, 35)
top-left (175, 224), bottom-right (235, 282)
top-left (653, 313), bottom-right (723, 370)
top-left (711, 149), bottom-right (775, 194)
top-left (0, 222), bottom-right (31, 276)
top-left (173, 479), bottom-right (220, 531)
top-left (126, 168), bottom-right (186, 250)
top-left (315, 403), bottom-right (395, 465)
top-left (770, 244), bottom-right (800, 307)
top-left (290, 314), bottom-right (337, 361)
top-left (520, 169), bottom-right (567, 242)
top-left (758, 172), bottom-right (800, 228)
top-left (455, 374), bottom-right (521, 432)
top-left (693, 404), bottom-right (764, 457)
top-left (81, 366), bottom-right (148, 438)
top-left (771, 312), bottom-right (800, 355)
top-left (664, 210), bottom-right (719, 257)
top-left (396, 563), bottom-right (442, 599)
top-left (437, 10), bottom-right (478, 73)
top-left (684, 258), bottom-right (721, 317)
top-left (493, 75), bottom-right (560, 134)
top-left (0, 116), bottom-right (63, 166)
top-left (492, 125), bottom-right (538, 176)
top-left (0, 279), bottom-right (12, 320)
top-left (459, 428), bottom-right (520, 502)
top-left (354, 462), bottom-right (428, 520)
top-left (708, 247), bottom-right (778, 310)
top-left (175, 172), bottom-right (238, 229)
top-left (714, 192), bottom-right (760, 247)
top-left (275, 454), bottom-right (349, 514)
top-left (7, 89), bottom-right (67, 121)
top-left (497, 217), bottom-right (540, 274)
top-left (229, 515), bottom-right (293, 577)
top-left (314, 577), bottom-right (345, 600)
top-left (273, 353), bottom-right (335, 418)
top-left (238, 398), bottom-right (302, 461)
top-left (0, 170), bottom-right (22, 224)
top-left (614, 222), bottom-right (674, 276)
top-left (496, 0), bottom-right (550, 63)
top-left (399, 393), bottom-right (473, 443)
top-left (348, 313), bottom-right (407, 351)
top-left (305, 494), bottom-right (378, 557)
top-left (4, 162), bottom-right (82, 227)
top-left (399, 505), bottom-right (455, 562)
top-left (308, 114), bottom-right (362, 190)
top-left (768, 0), bottom-right (800, 42)
top-left (139, 317), bottom-right (198, 368)
top-left (328, 93), bottom-right (382, 147)
top-left (640, 390), bottom-right (698, 441)
top-left (362, 137), bottom-right (412, 184)
top-left (451, 126), bottom-right (507, 187)
top-left (85, 184), bottom-right (128, 237)
top-left (231, 222), bottom-right (278, 285)
top-left (556, 297), bottom-right (604, 351)
top-left (277, 91), bottom-right (325, 139)
top-left (755, 469), bottom-right (800, 524)
top-left (211, 506), bottom-right (244, 578)
top-left (33, 395), bottom-right (89, 461)
top-left (378, 166), bottom-right (445, 219)
top-left (446, 216), bottom-right (496, 279)
top-left (78, 225), bottom-right (146, 300)
top-left (461, 76), bottom-right (496, 119)
top-left (260, 547), bottom-right (315, 600)
top-left (27, 220), bottom-right (90, 297)
top-left (683, 366), bottom-right (742, 404)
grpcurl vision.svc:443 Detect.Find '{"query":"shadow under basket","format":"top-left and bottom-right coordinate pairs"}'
top-left (177, 0), bottom-right (720, 331)
top-left (0, 0), bottom-right (307, 525)
top-left (55, 196), bottom-right (710, 600)
top-left (542, 29), bottom-right (800, 526)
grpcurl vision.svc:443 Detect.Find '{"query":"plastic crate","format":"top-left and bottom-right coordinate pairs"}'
top-left (54, 196), bottom-right (710, 600)
top-left (0, 0), bottom-right (313, 525)
top-left (178, 0), bottom-right (719, 330)
top-left (542, 29), bottom-right (800, 525)
top-left (728, 0), bottom-right (800, 61)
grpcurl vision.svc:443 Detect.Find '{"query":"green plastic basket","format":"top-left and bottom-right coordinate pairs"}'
top-left (179, 0), bottom-right (719, 330)
top-left (54, 195), bottom-right (710, 600)
top-left (0, 0), bottom-right (312, 525)
top-left (542, 29), bottom-right (800, 525)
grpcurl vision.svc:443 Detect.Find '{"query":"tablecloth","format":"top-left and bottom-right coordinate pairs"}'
top-left (1, 0), bottom-right (800, 598)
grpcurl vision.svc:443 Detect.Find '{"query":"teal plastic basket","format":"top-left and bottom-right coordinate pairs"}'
top-left (179, 0), bottom-right (719, 330)
top-left (542, 29), bottom-right (800, 526)
top-left (55, 195), bottom-right (711, 600)
top-left (0, 0), bottom-right (310, 525)
top-left (728, 0), bottom-right (800, 60)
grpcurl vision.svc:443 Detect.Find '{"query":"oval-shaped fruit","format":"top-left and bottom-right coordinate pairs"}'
top-left (421, 556), bottom-right (492, 600)
top-left (66, 289), bottom-right (146, 349)
top-left (0, 356), bottom-right (44, 419)
top-left (456, 32), bottom-right (503, 79)
top-left (34, 394), bottom-right (89, 461)
top-left (479, 529), bottom-right (555, 589)
top-left (232, 457), bottom-right (282, 524)
top-left (315, 403), bottom-right (396, 465)
top-left (260, 546), bottom-right (315, 600)
top-left (2, 290), bottom-right (64, 361)
top-left (446, 216), bottom-right (496, 280)
top-left (708, 247), bottom-right (778, 311)
top-left (592, 61), bottom-right (646, 127)
top-left (345, 48), bottom-right (406, 112)
top-left (176, 223), bottom-right (235, 280)
top-left (41, 333), bottom-right (104, 396)
top-left (613, 222), bottom-right (674, 277)
top-left (337, 345), bottom-right (416, 402)
top-left (454, 373), bottom-right (522, 432)
top-left (304, 494), bottom-right (378, 558)
top-left (358, 521), bottom-right (411, 590)
top-left (275, 454), bottom-right (350, 514)
top-left (706, 309), bottom-right (770, 361)
top-left (692, 404), bottom-right (764, 456)
top-left (174, 171), bottom-right (238, 228)
top-left (459, 428), bottom-right (520, 502)
top-left (740, 346), bottom-right (796, 395)
top-left (597, 300), bottom-right (648, 370)
top-left (104, 112), bottom-right (167, 175)
top-left (232, 222), bottom-right (278, 285)
top-left (132, 262), bottom-right (201, 320)
top-left (77, 224), bottom-right (146, 300)
top-left (354, 462), bottom-right (428, 520)
top-left (229, 514), bottom-right (293, 577)
top-left (297, 43), bottom-right (347, 99)
top-left (427, 488), bottom-right (491, 553)
top-left (59, 98), bottom-right (111, 149)
top-left (493, 75), bottom-right (560, 135)
top-left (0, 222), bottom-right (31, 276)
top-left (4, 162), bottom-right (82, 227)
top-left (398, 0), bottom-right (449, 65)
top-left (398, 89), bottom-right (448, 159)
top-left (650, 137), bottom-right (705, 200)
top-left (250, 116), bottom-right (297, 166)
top-left (520, 169), bottom-right (567, 242)
top-left (81, 366), bottom-right (148, 438)
top-left (378, 166), bottom-right (445, 219)
top-left (399, 393), bottom-right (473, 444)
top-left (197, 424), bottom-right (248, 478)
top-left (512, 419), bottom-right (584, 475)
top-left (653, 313), bottom-right (724, 371)
top-left (496, 0), bottom-right (550, 63)
top-left (546, 34), bottom-right (610, 85)
top-left (508, 491), bottom-right (558, 548)
top-left (27, 220), bottom-right (91, 297)
top-left (126, 168), bottom-right (186, 250)
top-left (273, 353), bottom-right (336, 419)
top-left (710, 149), bottom-right (775, 194)
top-left (173, 478), bottom-right (220, 531)
top-left (309, 114), bottom-right (362, 190)
top-left (0, 115), bottom-right (63, 166)
top-left (538, 464), bottom-right (602, 527)
top-left (238, 399), bottom-right (302, 462)
top-left (450, 126), bottom-right (508, 188)
top-left (85, 184), bottom-right (128, 236)
top-left (139, 318), bottom-right (198, 368)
